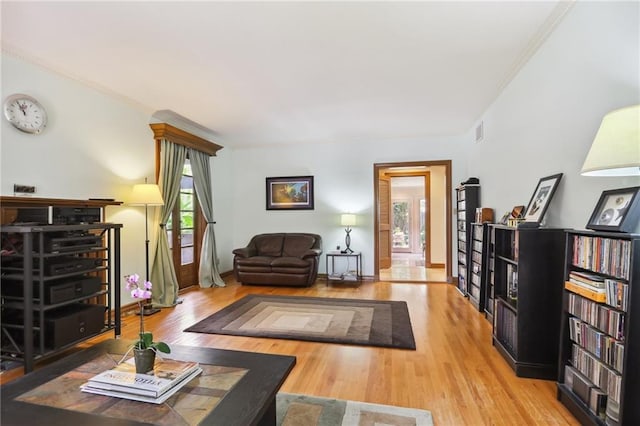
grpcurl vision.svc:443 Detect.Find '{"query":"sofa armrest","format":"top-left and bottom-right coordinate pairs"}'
top-left (301, 249), bottom-right (322, 259)
top-left (233, 247), bottom-right (256, 258)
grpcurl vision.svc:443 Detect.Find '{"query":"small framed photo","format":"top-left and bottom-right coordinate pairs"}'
top-left (586, 186), bottom-right (640, 233)
top-left (266, 176), bottom-right (314, 210)
top-left (523, 173), bottom-right (563, 224)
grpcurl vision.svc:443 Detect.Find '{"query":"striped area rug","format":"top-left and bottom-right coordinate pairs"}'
top-left (277, 393), bottom-right (434, 426)
top-left (184, 294), bottom-right (416, 349)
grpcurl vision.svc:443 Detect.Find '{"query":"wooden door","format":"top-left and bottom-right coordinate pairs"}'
top-left (379, 175), bottom-right (392, 269)
top-left (166, 159), bottom-right (201, 289)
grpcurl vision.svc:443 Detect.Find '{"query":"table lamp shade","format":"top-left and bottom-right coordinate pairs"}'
top-left (129, 183), bottom-right (164, 206)
top-left (581, 105), bottom-right (640, 177)
top-left (341, 214), bottom-right (356, 227)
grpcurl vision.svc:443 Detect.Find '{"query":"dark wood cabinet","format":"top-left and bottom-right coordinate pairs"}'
top-left (456, 184), bottom-right (479, 296)
top-left (490, 224), bottom-right (565, 379)
top-left (557, 230), bottom-right (639, 426)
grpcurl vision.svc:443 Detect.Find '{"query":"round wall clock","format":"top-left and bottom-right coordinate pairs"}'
top-left (3, 93), bottom-right (48, 134)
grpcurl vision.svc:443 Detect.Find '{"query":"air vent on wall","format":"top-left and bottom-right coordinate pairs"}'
top-left (475, 121), bottom-right (484, 142)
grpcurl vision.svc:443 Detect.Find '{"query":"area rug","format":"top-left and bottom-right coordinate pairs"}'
top-left (276, 393), bottom-right (433, 426)
top-left (184, 294), bottom-right (416, 349)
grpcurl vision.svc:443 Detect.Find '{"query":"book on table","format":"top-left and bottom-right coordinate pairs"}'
top-left (81, 367), bottom-right (202, 404)
top-left (81, 357), bottom-right (201, 401)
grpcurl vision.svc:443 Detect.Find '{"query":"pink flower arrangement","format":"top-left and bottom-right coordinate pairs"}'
top-left (124, 274), bottom-right (170, 354)
top-left (125, 273), bottom-right (152, 300)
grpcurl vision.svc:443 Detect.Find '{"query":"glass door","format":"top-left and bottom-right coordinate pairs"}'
top-left (166, 159), bottom-right (201, 289)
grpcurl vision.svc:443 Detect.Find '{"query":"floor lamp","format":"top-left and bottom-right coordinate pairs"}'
top-left (130, 179), bottom-right (164, 316)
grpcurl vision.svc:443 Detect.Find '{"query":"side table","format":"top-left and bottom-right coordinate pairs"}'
top-left (326, 251), bottom-right (362, 284)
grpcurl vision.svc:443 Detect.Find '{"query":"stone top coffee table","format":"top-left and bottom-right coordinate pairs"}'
top-left (1, 339), bottom-right (296, 425)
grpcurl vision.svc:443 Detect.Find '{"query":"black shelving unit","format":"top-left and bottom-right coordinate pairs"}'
top-left (469, 222), bottom-right (489, 312)
top-left (485, 225), bottom-right (496, 323)
top-left (490, 224), bottom-right (565, 379)
top-left (456, 184), bottom-right (479, 296)
top-left (1, 223), bottom-right (122, 373)
top-left (557, 230), bottom-right (639, 425)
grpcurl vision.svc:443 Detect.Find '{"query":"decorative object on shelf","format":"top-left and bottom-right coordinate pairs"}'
top-left (581, 104), bottom-right (640, 176)
top-left (522, 173), bottom-right (563, 227)
top-left (475, 207), bottom-right (494, 223)
top-left (129, 179), bottom-right (164, 316)
top-left (460, 177), bottom-right (480, 186)
top-left (340, 213), bottom-right (356, 253)
top-left (124, 274), bottom-right (170, 373)
top-left (586, 186), bottom-right (640, 233)
top-left (3, 93), bottom-right (48, 134)
top-left (499, 211), bottom-right (510, 225)
top-left (265, 176), bottom-right (314, 210)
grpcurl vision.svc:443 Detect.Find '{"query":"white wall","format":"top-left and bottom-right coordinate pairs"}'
top-left (229, 138), bottom-right (468, 276)
top-left (468, 1), bottom-right (640, 231)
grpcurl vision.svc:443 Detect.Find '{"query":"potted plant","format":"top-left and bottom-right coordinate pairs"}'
top-left (125, 274), bottom-right (170, 373)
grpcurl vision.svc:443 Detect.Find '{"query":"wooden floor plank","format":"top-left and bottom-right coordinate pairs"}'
top-left (1, 279), bottom-right (579, 425)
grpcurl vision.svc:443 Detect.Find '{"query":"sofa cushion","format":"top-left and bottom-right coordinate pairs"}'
top-left (254, 234), bottom-right (284, 257)
top-left (283, 234), bottom-right (317, 257)
top-left (271, 256), bottom-right (310, 268)
top-left (236, 256), bottom-right (274, 267)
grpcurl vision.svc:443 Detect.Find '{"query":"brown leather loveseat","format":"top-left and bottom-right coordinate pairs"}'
top-left (232, 233), bottom-right (323, 286)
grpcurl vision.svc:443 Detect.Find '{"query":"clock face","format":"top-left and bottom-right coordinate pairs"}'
top-left (3, 94), bottom-right (48, 134)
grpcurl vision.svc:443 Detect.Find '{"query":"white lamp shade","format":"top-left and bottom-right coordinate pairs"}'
top-left (581, 105), bottom-right (640, 176)
top-left (129, 183), bottom-right (164, 206)
top-left (341, 214), bottom-right (356, 227)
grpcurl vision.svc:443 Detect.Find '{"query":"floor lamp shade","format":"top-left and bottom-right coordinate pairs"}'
top-left (581, 105), bottom-right (640, 176)
top-left (129, 184), bottom-right (164, 206)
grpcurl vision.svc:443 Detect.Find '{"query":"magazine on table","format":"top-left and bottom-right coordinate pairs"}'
top-left (81, 367), bottom-right (202, 404)
top-left (85, 357), bottom-right (200, 398)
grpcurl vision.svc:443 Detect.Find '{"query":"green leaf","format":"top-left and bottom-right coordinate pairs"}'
top-left (152, 342), bottom-right (171, 354)
top-left (140, 332), bottom-right (153, 349)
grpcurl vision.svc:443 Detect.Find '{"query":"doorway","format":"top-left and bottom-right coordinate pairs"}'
top-left (374, 161), bottom-right (452, 283)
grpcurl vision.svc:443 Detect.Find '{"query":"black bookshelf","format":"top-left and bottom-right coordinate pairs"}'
top-left (456, 184), bottom-right (479, 296)
top-left (490, 224), bottom-right (565, 379)
top-left (557, 230), bottom-right (639, 426)
top-left (469, 223), bottom-right (489, 312)
top-left (485, 225), bottom-right (496, 323)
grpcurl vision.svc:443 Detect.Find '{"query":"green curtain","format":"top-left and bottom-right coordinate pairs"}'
top-left (189, 148), bottom-right (225, 288)
top-left (150, 139), bottom-right (187, 307)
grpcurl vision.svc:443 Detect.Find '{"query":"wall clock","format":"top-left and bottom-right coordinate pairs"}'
top-left (3, 93), bottom-right (48, 134)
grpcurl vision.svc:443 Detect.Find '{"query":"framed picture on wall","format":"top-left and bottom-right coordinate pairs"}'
top-left (586, 186), bottom-right (640, 232)
top-left (266, 176), bottom-right (314, 210)
top-left (523, 173), bottom-right (563, 225)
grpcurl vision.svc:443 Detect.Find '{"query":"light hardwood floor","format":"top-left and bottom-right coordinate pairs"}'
top-left (1, 279), bottom-right (579, 425)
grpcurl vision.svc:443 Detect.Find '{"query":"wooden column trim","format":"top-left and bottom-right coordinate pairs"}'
top-left (149, 123), bottom-right (223, 157)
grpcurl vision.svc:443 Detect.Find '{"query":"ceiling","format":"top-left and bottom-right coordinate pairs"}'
top-left (1, 1), bottom-right (573, 148)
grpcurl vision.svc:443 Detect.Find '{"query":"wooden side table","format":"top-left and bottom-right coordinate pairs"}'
top-left (326, 251), bottom-right (362, 284)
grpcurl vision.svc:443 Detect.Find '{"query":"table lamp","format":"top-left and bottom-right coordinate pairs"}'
top-left (581, 104), bottom-right (640, 176)
top-left (130, 179), bottom-right (164, 315)
top-left (340, 214), bottom-right (356, 254)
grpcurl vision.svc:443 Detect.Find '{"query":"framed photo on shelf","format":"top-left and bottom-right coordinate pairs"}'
top-left (586, 186), bottom-right (640, 233)
top-left (266, 176), bottom-right (314, 210)
top-left (523, 173), bottom-right (563, 225)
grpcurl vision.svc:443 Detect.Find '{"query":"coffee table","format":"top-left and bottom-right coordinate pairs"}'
top-left (1, 339), bottom-right (296, 425)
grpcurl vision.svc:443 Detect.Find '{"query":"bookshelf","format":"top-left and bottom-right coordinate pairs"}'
top-left (557, 230), bottom-right (639, 425)
top-left (490, 224), bottom-right (565, 379)
top-left (485, 225), bottom-right (496, 323)
top-left (469, 222), bottom-right (489, 312)
top-left (456, 184), bottom-right (479, 296)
